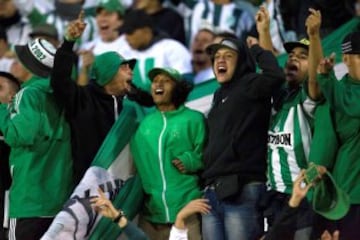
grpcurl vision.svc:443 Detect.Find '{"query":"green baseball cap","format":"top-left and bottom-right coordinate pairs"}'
top-left (91, 51), bottom-right (136, 86)
top-left (96, 0), bottom-right (125, 16)
top-left (148, 67), bottom-right (182, 82)
top-left (283, 38), bottom-right (310, 53)
top-left (312, 172), bottom-right (350, 220)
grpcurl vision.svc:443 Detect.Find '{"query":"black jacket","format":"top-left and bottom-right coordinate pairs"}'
top-left (51, 40), bottom-right (153, 185)
top-left (202, 41), bottom-right (285, 186)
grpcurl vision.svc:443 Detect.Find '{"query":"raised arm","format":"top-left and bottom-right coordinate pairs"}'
top-left (306, 8), bottom-right (323, 100)
top-left (256, 6), bottom-right (276, 55)
top-left (51, 11), bottom-right (87, 116)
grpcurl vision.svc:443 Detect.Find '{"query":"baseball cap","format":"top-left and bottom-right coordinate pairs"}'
top-left (91, 51), bottom-right (136, 86)
top-left (205, 38), bottom-right (239, 56)
top-left (96, 0), bottom-right (125, 16)
top-left (29, 23), bottom-right (59, 41)
top-left (148, 67), bottom-right (182, 82)
top-left (341, 31), bottom-right (360, 54)
top-left (312, 171), bottom-right (350, 220)
top-left (14, 38), bottom-right (56, 78)
top-left (283, 38), bottom-right (310, 53)
top-left (119, 10), bottom-right (154, 34)
top-left (0, 71), bottom-right (20, 88)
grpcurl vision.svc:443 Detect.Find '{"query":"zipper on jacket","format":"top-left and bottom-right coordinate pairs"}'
top-left (112, 95), bottom-right (118, 121)
top-left (158, 112), bottom-right (170, 222)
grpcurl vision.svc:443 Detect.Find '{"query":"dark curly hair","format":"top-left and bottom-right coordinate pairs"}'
top-left (171, 80), bottom-right (194, 108)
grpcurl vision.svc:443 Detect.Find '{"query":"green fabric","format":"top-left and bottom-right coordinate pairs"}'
top-left (89, 102), bottom-right (144, 239)
top-left (130, 105), bottom-right (205, 223)
top-left (0, 76), bottom-right (73, 217)
top-left (148, 67), bottom-right (182, 82)
top-left (309, 73), bottom-right (360, 204)
top-left (96, 0), bottom-right (124, 15)
top-left (91, 51), bottom-right (135, 86)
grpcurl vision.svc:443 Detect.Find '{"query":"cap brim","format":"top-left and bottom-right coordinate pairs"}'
top-left (313, 173), bottom-right (350, 220)
top-left (206, 43), bottom-right (237, 56)
top-left (14, 45), bottom-right (52, 78)
top-left (122, 59), bottom-right (136, 70)
top-left (148, 68), bottom-right (166, 82)
top-left (283, 42), bottom-right (309, 53)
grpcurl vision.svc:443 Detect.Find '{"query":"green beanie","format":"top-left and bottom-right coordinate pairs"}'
top-left (91, 52), bottom-right (136, 86)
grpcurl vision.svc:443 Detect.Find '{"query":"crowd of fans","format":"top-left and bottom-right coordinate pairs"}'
top-left (0, 0), bottom-right (360, 239)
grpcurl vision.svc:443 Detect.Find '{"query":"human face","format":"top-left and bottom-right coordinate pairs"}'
top-left (10, 59), bottom-right (31, 82)
top-left (213, 48), bottom-right (238, 83)
top-left (0, 0), bottom-right (16, 18)
top-left (151, 73), bottom-right (176, 111)
top-left (191, 30), bottom-right (215, 66)
top-left (104, 63), bottom-right (133, 96)
top-left (125, 28), bottom-right (151, 50)
top-left (96, 9), bottom-right (122, 42)
top-left (0, 76), bottom-right (18, 103)
top-left (343, 53), bottom-right (360, 81)
top-left (284, 47), bottom-right (309, 86)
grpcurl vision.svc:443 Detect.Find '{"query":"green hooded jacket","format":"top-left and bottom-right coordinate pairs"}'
top-left (0, 76), bottom-right (73, 217)
top-left (310, 71), bottom-right (360, 204)
top-left (130, 105), bottom-right (206, 223)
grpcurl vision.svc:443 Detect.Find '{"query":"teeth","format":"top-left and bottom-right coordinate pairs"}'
top-left (155, 89), bottom-right (164, 94)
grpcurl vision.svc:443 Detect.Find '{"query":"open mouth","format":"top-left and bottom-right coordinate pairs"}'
top-left (285, 63), bottom-right (299, 76)
top-left (217, 66), bottom-right (227, 75)
top-left (155, 88), bottom-right (164, 95)
top-left (99, 24), bottom-right (110, 31)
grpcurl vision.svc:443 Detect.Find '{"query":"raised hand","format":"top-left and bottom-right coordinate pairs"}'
top-left (65, 10), bottom-right (87, 41)
top-left (247, 36), bottom-right (259, 48)
top-left (90, 188), bottom-right (119, 220)
top-left (318, 53), bottom-right (336, 74)
top-left (255, 6), bottom-right (270, 34)
top-left (306, 8), bottom-right (321, 37)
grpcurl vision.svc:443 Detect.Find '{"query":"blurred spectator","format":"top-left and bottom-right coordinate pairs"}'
top-left (190, 0), bottom-right (255, 45)
top-left (0, 37), bottom-right (73, 239)
top-left (0, 71), bottom-right (19, 240)
top-left (78, 0), bottom-right (125, 85)
top-left (29, 23), bottom-right (60, 47)
top-left (184, 28), bottom-right (215, 85)
top-left (117, 9), bottom-right (192, 91)
top-left (45, 0), bottom-right (98, 49)
top-left (132, 0), bottom-right (186, 46)
top-left (130, 67), bottom-right (205, 240)
top-left (0, 0), bottom-right (32, 45)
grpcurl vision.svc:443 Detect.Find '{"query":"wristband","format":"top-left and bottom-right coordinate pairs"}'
top-left (112, 210), bottom-right (125, 223)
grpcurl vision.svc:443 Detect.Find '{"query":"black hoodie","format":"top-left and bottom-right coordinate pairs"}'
top-left (202, 38), bottom-right (285, 186)
top-left (51, 40), bottom-right (153, 185)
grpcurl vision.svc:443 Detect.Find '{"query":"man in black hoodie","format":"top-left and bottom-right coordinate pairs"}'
top-left (51, 11), bottom-right (153, 185)
top-left (201, 37), bottom-right (284, 240)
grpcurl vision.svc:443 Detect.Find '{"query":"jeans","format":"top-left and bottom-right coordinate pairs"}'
top-left (202, 182), bottom-right (265, 240)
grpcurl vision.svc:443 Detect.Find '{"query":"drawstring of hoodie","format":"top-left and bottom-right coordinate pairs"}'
top-left (112, 95), bottom-right (118, 121)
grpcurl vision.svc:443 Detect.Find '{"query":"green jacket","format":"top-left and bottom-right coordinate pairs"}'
top-left (130, 105), bottom-right (206, 223)
top-left (0, 76), bottom-right (73, 217)
top-left (310, 72), bottom-right (360, 204)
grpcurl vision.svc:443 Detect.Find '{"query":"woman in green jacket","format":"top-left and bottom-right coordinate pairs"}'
top-left (130, 67), bottom-right (206, 240)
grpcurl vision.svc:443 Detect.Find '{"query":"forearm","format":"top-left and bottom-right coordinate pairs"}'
top-left (308, 33), bottom-right (323, 100)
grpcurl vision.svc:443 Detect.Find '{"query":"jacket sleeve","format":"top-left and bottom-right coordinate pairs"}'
top-left (249, 44), bottom-right (285, 98)
top-left (176, 114), bottom-right (206, 173)
top-left (127, 83), bottom-right (154, 107)
top-left (51, 39), bottom-right (82, 116)
top-left (0, 88), bottom-right (42, 147)
top-left (317, 71), bottom-right (360, 117)
top-left (122, 221), bottom-right (149, 240)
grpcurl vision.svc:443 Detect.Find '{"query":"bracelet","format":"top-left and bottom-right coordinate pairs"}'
top-left (112, 210), bottom-right (125, 223)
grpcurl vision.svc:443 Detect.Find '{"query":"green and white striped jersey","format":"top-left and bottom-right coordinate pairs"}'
top-left (267, 87), bottom-right (317, 194)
